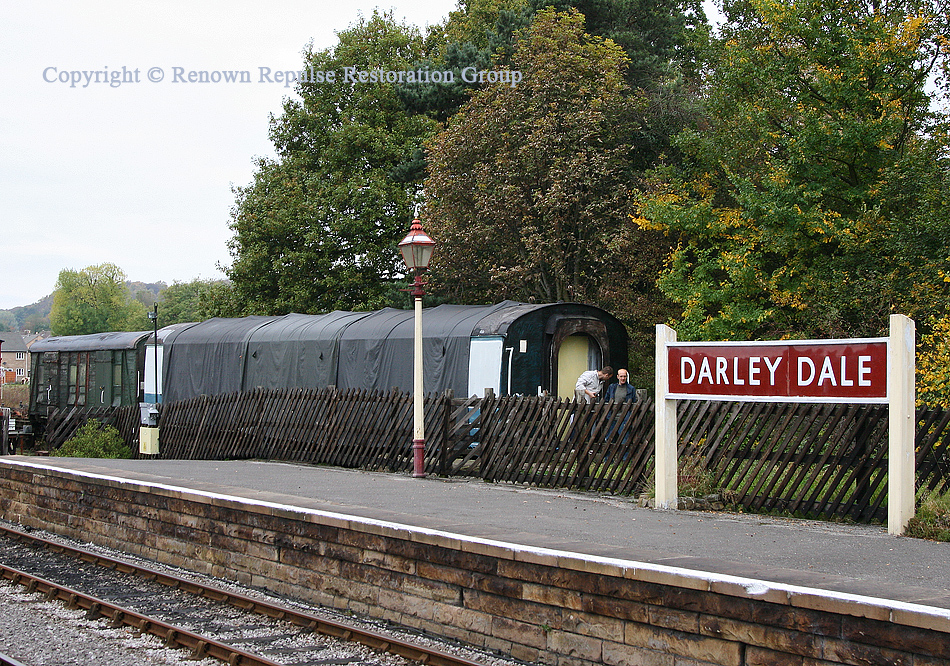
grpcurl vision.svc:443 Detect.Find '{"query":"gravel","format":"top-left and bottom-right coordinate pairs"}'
top-left (0, 579), bottom-right (220, 666)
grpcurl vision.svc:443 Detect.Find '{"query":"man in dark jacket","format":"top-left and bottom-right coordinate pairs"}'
top-left (605, 368), bottom-right (636, 403)
top-left (604, 368), bottom-right (636, 447)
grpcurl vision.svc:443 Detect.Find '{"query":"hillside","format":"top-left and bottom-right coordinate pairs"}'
top-left (0, 281), bottom-right (167, 333)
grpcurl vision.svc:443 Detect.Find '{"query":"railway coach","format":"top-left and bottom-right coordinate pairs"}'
top-left (161, 301), bottom-right (628, 403)
top-left (28, 323), bottom-right (191, 426)
top-left (29, 301), bottom-right (628, 430)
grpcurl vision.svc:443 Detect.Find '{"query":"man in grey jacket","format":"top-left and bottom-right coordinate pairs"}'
top-left (574, 366), bottom-right (613, 403)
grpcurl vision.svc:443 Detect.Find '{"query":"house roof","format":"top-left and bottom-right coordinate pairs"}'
top-left (0, 334), bottom-right (28, 353)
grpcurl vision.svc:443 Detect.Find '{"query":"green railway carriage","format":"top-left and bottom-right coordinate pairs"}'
top-left (27, 324), bottom-right (193, 430)
top-left (29, 331), bottom-right (151, 420)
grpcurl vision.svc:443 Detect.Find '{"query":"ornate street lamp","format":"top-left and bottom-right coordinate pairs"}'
top-left (398, 217), bottom-right (436, 478)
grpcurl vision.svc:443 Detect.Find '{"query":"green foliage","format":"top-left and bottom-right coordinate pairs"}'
top-left (635, 0), bottom-right (950, 341)
top-left (445, 0), bottom-right (530, 51)
top-left (906, 488), bottom-right (950, 541)
top-left (54, 420), bottom-right (133, 459)
top-left (50, 263), bottom-right (148, 335)
top-left (677, 450), bottom-right (719, 497)
top-left (157, 280), bottom-right (200, 325)
top-left (534, 0), bottom-right (708, 87)
top-left (129, 281), bottom-right (166, 309)
top-left (397, 0), bottom-right (528, 123)
top-left (640, 450), bottom-right (723, 499)
top-left (427, 9), bottom-right (635, 302)
top-left (158, 279), bottom-right (235, 325)
top-left (225, 11), bottom-right (441, 316)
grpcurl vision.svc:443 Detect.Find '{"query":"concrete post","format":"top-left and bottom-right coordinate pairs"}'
top-left (888, 314), bottom-right (915, 535)
top-left (655, 324), bottom-right (678, 509)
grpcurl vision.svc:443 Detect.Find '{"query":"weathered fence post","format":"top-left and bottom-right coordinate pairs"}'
top-left (479, 388), bottom-right (495, 478)
top-left (440, 389), bottom-right (453, 476)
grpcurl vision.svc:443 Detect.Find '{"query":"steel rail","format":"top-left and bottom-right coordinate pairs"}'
top-left (0, 651), bottom-right (29, 666)
top-left (0, 524), bottom-right (489, 666)
top-left (0, 563), bottom-right (281, 666)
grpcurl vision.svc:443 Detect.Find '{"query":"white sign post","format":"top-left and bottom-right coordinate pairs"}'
top-left (656, 314), bottom-right (916, 535)
top-left (888, 314), bottom-right (916, 535)
top-left (655, 324), bottom-right (678, 509)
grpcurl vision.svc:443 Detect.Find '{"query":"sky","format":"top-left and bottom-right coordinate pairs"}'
top-left (0, 1), bottom-right (460, 311)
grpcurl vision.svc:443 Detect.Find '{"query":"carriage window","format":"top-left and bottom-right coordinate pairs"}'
top-left (113, 353), bottom-right (123, 406)
top-left (33, 363), bottom-right (47, 405)
top-left (67, 354), bottom-right (78, 406)
top-left (77, 352), bottom-right (87, 406)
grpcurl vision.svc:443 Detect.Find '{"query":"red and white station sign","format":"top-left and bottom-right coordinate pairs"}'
top-left (666, 339), bottom-right (888, 403)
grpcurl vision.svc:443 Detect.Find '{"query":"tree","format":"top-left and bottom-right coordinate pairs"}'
top-left (49, 264), bottom-right (147, 335)
top-left (193, 280), bottom-right (242, 319)
top-left (157, 279), bottom-right (234, 325)
top-left (918, 313), bottom-right (950, 407)
top-left (535, 0), bottom-right (707, 87)
top-left (425, 9), bottom-right (684, 379)
top-left (225, 12), bottom-right (441, 315)
top-left (400, 0), bottom-right (705, 148)
top-left (427, 9), bottom-right (633, 302)
top-left (635, 0), bottom-right (950, 341)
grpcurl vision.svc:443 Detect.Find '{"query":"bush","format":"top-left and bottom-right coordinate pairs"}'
top-left (905, 488), bottom-right (950, 541)
top-left (54, 420), bottom-right (133, 459)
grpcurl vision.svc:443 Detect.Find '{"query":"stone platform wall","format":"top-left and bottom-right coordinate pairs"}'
top-left (1, 460), bottom-right (948, 666)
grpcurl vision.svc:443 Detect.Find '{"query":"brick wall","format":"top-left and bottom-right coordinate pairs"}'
top-left (1, 459), bottom-right (948, 666)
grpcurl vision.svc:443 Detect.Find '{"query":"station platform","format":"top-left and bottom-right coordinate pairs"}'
top-left (5, 456), bottom-right (950, 611)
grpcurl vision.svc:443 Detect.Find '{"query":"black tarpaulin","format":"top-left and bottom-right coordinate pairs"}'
top-left (162, 316), bottom-right (278, 404)
top-left (160, 302), bottom-right (547, 403)
top-left (242, 311), bottom-right (373, 391)
top-left (336, 302), bottom-right (519, 396)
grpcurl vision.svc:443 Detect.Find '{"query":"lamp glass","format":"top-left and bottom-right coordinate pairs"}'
top-left (398, 222), bottom-right (436, 271)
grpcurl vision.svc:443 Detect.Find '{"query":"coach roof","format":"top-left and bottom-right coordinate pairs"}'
top-left (30, 330), bottom-right (152, 352)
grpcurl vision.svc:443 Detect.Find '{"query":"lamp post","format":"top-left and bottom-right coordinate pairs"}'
top-left (148, 303), bottom-right (158, 404)
top-left (139, 302), bottom-right (161, 456)
top-left (398, 216), bottom-right (436, 478)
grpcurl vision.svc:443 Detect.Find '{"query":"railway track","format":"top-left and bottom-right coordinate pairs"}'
top-left (0, 652), bottom-right (28, 666)
top-left (0, 523), bottom-right (494, 666)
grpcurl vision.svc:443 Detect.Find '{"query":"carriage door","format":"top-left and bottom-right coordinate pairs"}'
top-left (556, 334), bottom-right (602, 399)
top-left (93, 351), bottom-right (113, 407)
top-left (468, 337), bottom-right (504, 397)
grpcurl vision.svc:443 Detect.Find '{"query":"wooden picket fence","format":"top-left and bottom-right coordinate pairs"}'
top-left (39, 388), bottom-right (950, 524)
top-left (40, 405), bottom-right (141, 453)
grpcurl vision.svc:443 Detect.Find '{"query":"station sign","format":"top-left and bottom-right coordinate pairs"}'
top-left (666, 339), bottom-right (888, 403)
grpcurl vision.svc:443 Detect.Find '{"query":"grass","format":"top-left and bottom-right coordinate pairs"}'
top-left (676, 451), bottom-right (719, 497)
top-left (906, 488), bottom-right (950, 541)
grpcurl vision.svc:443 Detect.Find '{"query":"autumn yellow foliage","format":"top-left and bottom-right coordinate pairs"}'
top-left (917, 316), bottom-right (950, 408)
